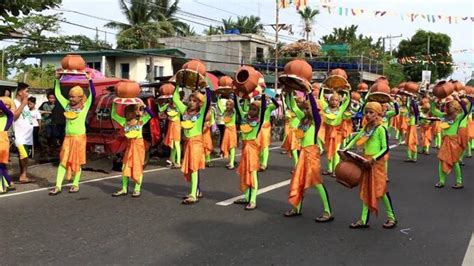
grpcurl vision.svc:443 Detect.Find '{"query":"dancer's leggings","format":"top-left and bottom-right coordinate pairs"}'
top-left (260, 147), bottom-right (269, 168)
top-left (407, 150), bottom-right (418, 161)
top-left (55, 164), bottom-right (82, 190)
top-left (460, 141), bottom-right (472, 161)
top-left (295, 184), bottom-right (331, 214)
top-left (434, 133), bottom-right (442, 148)
top-left (360, 193), bottom-right (396, 224)
top-left (291, 150), bottom-right (299, 167)
top-left (120, 164), bottom-right (142, 192)
top-left (189, 171), bottom-right (202, 198)
top-left (438, 162), bottom-right (462, 185)
top-left (170, 141), bottom-right (181, 165)
top-left (228, 148), bottom-right (235, 167)
top-left (243, 171), bottom-right (259, 204)
top-left (327, 144), bottom-right (341, 172)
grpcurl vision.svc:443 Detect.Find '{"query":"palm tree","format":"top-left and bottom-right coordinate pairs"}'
top-left (151, 0), bottom-right (188, 37)
top-left (179, 23), bottom-right (196, 37)
top-left (297, 7), bottom-right (319, 41)
top-left (203, 25), bottom-right (222, 36)
top-left (235, 15), bottom-right (263, 34)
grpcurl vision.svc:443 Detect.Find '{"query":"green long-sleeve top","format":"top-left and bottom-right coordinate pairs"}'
top-left (158, 102), bottom-right (180, 121)
top-left (284, 94), bottom-right (300, 128)
top-left (111, 104), bottom-right (152, 139)
top-left (172, 86), bottom-right (211, 138)
top-left (289, 93), bottom-right (321, 148)
top-left (54, 79), bottom-right (95, 136)
top-left (0, 101), bottom-right (13, 131)
top-left (263, 102), bottom-right (277, 124)
top-left (430, 100), bottom-right (468, 136)
top-left (217, 96), bottom-right (236, 126)
top-left (460, 101), bottom-right (472, 128)
top-left (406, 97), bottom-right (420, 126)
top-left (234, 94), bottom-right (266, 141)
top-left (419, 111), bottom-right (433, 125)
top-left (320, 92), bottom-right (350, 126)
top-left (382, 102), bottom-right (399, 128)
top-left (344, 124), bottom-right (389, 160)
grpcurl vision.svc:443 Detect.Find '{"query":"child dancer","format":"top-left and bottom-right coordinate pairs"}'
top-left (458, 97), bottom-right (472, 165)
top-left (281, 92), bottom-right (301, 168)
top-left (419, 101), bottom-right (434, 155)
top-left (405, 97), bottom-right (419, 162)
top-left (158, 98), bottom-right (181, 168)
top-left (203, 107), bottom-right (215, 167)
top-left (258, 96), bottom-right (279, 171)
top-left (111, 102), bottom-right (153, 197)
top-left (396, 97), bottom-right (409, 144)
top-left (320, 91), bottom-right (350, 176)
top-left (49, 77), bottom-right (95, 195)
top-left (431, 96), bottom-right (469, 189)
top-left (218, 96), bottom-right (237, 170)
top-left (283, 91), bottom-right (333, 222)
top-left (343, 102), bottom-right (397, 229)
top-left (0, 98), bottom-right (14, 194)
top-left (172, 86), bottom-right (211, 204)
top-left (233, 93), bottom-right (266, 210)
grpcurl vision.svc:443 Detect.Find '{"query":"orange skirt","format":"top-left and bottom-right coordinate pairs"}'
top-left (164, 120), bottom-right (181, 148)
top-left (360, 156), bottom-right (387, 215)
top-left (438, 135), bottom-right (463, 174)
top-left (324, 123), bottom-right (342, 159)
top-left (0, 131), bottom-right (9, 164)
top-left (406, 125), bottom-right (418, 152)
top-left (288, 145), bottom-right (322, 208)
top-left (420, 125), bottom-right (433, 147)
top-left (432, 121), bottom-right (442, 135)
top-left (390, 115), bottom-right (399, 129)
top-left (258, 122), bottom-right (272, 149)
top-left (341, 118), bottom-right (353, 139)
top-left (458, 127), bottom-right (469, 151)
top-left (281, 128), bottom-right (301, 155)
top-left (203, 126), bottom-right (213, 156)
top-left (123, 138), bottom-right (145, 184)
top-left (398, 116), bottom-right (408, 134)
top-left (181, 135), bottom-right (205, 182)
top-left (237, 140), bottom-right (260, 192)
top-left (468, 117), bottom-right (474, 139)
top-left (221, 125), bottom-right (237, 158)
top-left (60, 135), bottom-right (87, 180)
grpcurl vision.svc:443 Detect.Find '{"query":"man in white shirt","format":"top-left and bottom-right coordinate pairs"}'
top-left (13, 83), bottom-right (35, 183)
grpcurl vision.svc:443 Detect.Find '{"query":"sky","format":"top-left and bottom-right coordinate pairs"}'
top-left (2, 0), bottom-right (474, 82)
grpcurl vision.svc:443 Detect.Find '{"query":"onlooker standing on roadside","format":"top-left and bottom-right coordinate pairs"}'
top-left (13, 82), bottom-right (35, 183)
top-left (39, 91), bottom-right (57, 149)
top-left (28, 97), bottom-right (42, 153)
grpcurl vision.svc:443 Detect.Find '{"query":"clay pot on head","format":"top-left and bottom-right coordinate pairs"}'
top-left (335, 161), bottom-right (362, 188)
top-left (61, 54), bottom-right (86, 71)
top-left (182, 59), bottom-right (207, 76)
top-left (159, 83), bottom-right (175, 96)
top-left (375, 76), bottom-right (389, 85)
top-left (398, 82), bottom-right (406, 89)
top-left (330, 68), bottom-right (348, 79)
top-left (370, 82), bottom-right (391, 94)
top-left (464, 86), bottom-right (474, 96)
top-left (432, 80), bottom-right (454, 99)
top-left (451, 80), bottom-right (464, 92)
top-left (218, 76), bottom-right (233, 88)
top-left (390, 88), bottom-right (399, 96)
top-left (357, 82), bottom-right (368, 92)
top-left (284, 59), bottom-right (313, 81)
top-left (116, 80), bottom-right (140, 98)
top-left (234, 66), bottom-right (259, 94)
top-left (404, 81), bottom-right (419, 95)
top-left (351, 91), bottom-right (361, 101)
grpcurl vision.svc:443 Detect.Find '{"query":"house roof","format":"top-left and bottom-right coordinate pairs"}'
top-left (0, 80), bottom-right (17, 88)
top-left (27, 48), bottom-right (186, 58)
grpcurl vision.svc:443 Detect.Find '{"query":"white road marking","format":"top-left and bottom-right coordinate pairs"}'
top-left (0, 146), bottom-right (280, 199)
top-left (463, 233), bottom-right (474, 266)
top-left (216, 179), bottom-right (291, 206)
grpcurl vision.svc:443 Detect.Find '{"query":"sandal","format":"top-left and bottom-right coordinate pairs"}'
top-left (112, 190), bottom-right (128, 197)
top-left (322, 170), bottom-right (332, 176)
top-left (197, 191), bottom-right (203, 198)
top-left (382, 219), bottom-right (397, 229)
top-left (48, 187), bottom-right (61, 196)
top-left (226, 165), bottom-right (235, 170)
top-left (452, 183), bottom-right (464, 189)
top-left (349, 220), bottom-right (369, 229)
top-left (331, 173), bottom-right (336, 178)
top-left (131, 190), bottom-right (141, 197)
top-left (284, 208), bottom-right (302, 217)
top-left (258, 166), bottom-right (267, 172)
top-left (315, 213), bottom-right (334, 223)
top-left (244, 202), bottom-right (257, 210)
top-left (233, 198), bottom-right (249, 205)
top-left (182, 196), bottom-right (199, 205)
top-left (434, 182), bottom-right (445, 188)
top-left (7, 185), bottom-right (16, 192)
top-left (205, 162), bottom-right (214, 167)
top-left (69, 186), bottom-right (80, 193)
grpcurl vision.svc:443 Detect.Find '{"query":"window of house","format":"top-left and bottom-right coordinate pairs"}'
top-left (121, 63), bottom-right (130, 79)
top-left (256, 47), bottom-right (264, 61)
top-left (87, 62), bottom-right (101, 71)
top-left (146, 65), bottom-right (164, 78)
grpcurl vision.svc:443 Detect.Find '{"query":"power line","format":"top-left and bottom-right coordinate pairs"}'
top-left (192, 0), bottom-right (240, 17)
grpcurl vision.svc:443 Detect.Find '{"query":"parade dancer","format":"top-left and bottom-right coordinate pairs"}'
top-left (233, 94), bottom-right (266, 210)
top-left (405, 97), bottom-right (419, 162)
top-left (49, 76), bottom-right (95, 195)
top-left (203, 107), bottom-right (215, 167)
top-left (343, 102), bottom-right (397, 229)
top-left (172, 86), bottom-right (211, 204)
top-left (0, 98), bottom-right (14, 194)
top-left (458, 97), bottom-right (473, 165)
top-left (283, 92), bottom-right (334, 222)
top-left (396, 97), bottom-right (409, 144)
top-left (218, 96), bottom-right (237, 170)
top-left (258, 96), bottom-right (279, 171)
top-left (111, 102), bottom-right (153, 197)
top-left (419, 101), bottom-right (434, 155)
top-left (431, 96), bottom-right (469, 189)
top-left (281, 92), bottom-right (301, 167)
top-left (158, 99), bottom-right (181, 168)
top-left (320, 91), bottom-right (350, 176)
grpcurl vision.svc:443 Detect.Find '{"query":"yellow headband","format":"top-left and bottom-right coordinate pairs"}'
top-left (365, 101), bottom-right (383, 116)
top-left (330, 93), bottom-right (340, 101)
top-left (69, 86), bottom-right (84, 97)
top-left (190, 92), bottom-right (205, 103)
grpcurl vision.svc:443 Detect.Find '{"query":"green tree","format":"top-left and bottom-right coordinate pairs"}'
top-left (297, 7), bottom-right (319, 41)
top-left (216, 16), bottom-right (263, 34)
top-left (396, 30), bottom-right (453, 82)
top-left (178, 23), bottom-right (196, 37)
top-left (203, 25), bottom-right (222, 36)
top-left (152, 0), bottom-right (188, 36)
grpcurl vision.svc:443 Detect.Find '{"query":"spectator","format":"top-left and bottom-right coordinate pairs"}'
top-left (51, 99), bottom-right (66, 145)
top-left (3, 89), bottom-right (11, 97)
top-left (39, 91), bottom-right (57, 148)
top-left (13, 82), bottom-right (35, 183)
top-left (28, 97), bottom-right (42, 153)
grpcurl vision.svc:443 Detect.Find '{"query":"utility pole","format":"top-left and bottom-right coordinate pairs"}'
top-left (270, 3), bottom-right (292, 91)
top-left (381, 34), bottom-right (402, 56)
top-left (426, 34), bottom-right (430, 70)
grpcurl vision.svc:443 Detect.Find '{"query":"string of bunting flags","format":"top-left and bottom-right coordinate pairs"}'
top-left (393, 49), bottom-right (474, 65)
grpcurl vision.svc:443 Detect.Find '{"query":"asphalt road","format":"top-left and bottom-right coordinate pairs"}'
top-left (0, 143), bottom-right (473, 265)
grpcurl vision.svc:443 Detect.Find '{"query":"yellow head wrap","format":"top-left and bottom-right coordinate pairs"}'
top-left (0, 96), bottom-right (13, 110)
top-left (329, 92), bottom-right (341, 101)
top-left (447, 100), bottom-right (461, 113)
top-left (190, 92), bottom-right (205, 103)
top-left (364, 101), bottom-right (383, 116)
top-left (69, 86), bottom-right (87, 102)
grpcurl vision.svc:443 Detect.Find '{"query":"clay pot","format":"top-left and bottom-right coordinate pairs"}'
top-left (390, 88), bottom-right (399, 96)
top-left (370, 82), bottom-right (391, 94)
top-left (398, 82), bottom-right (406, 89)
top-left (284, 59), bottom-right (313, 81)
top-left (234, 66), bottom-right (259, 94)
top-left (330, 68), bottom-right (348, 79)
top-left (218, 76), bottom-right (233, 88)
top-left (404, 81), bottom-right (419, 95)
top-left (61, 54), bottom-right (86, 71)
top-left (375, 76), bottom-right (389, 85)
top-left (335, 161), bottom-right (362, 188)
top-left (159, 83), bottom-right (175, 96)
top-left (312, 83), bottom-right (320, 97)
top-left (116, 80), bottom-right (140, 98)
top-left (451, 80), bottom-right (464, 92)
top-left (357, 82), bottom-right (368, 92)
top-left (182, 59), bottom-right (207, 76)
top-left (432, 81), bottom-right (454, 99)
top-left (464, 86), bottom-right (474, 96)
top-left (351, 91), bottom-right (361, 101)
